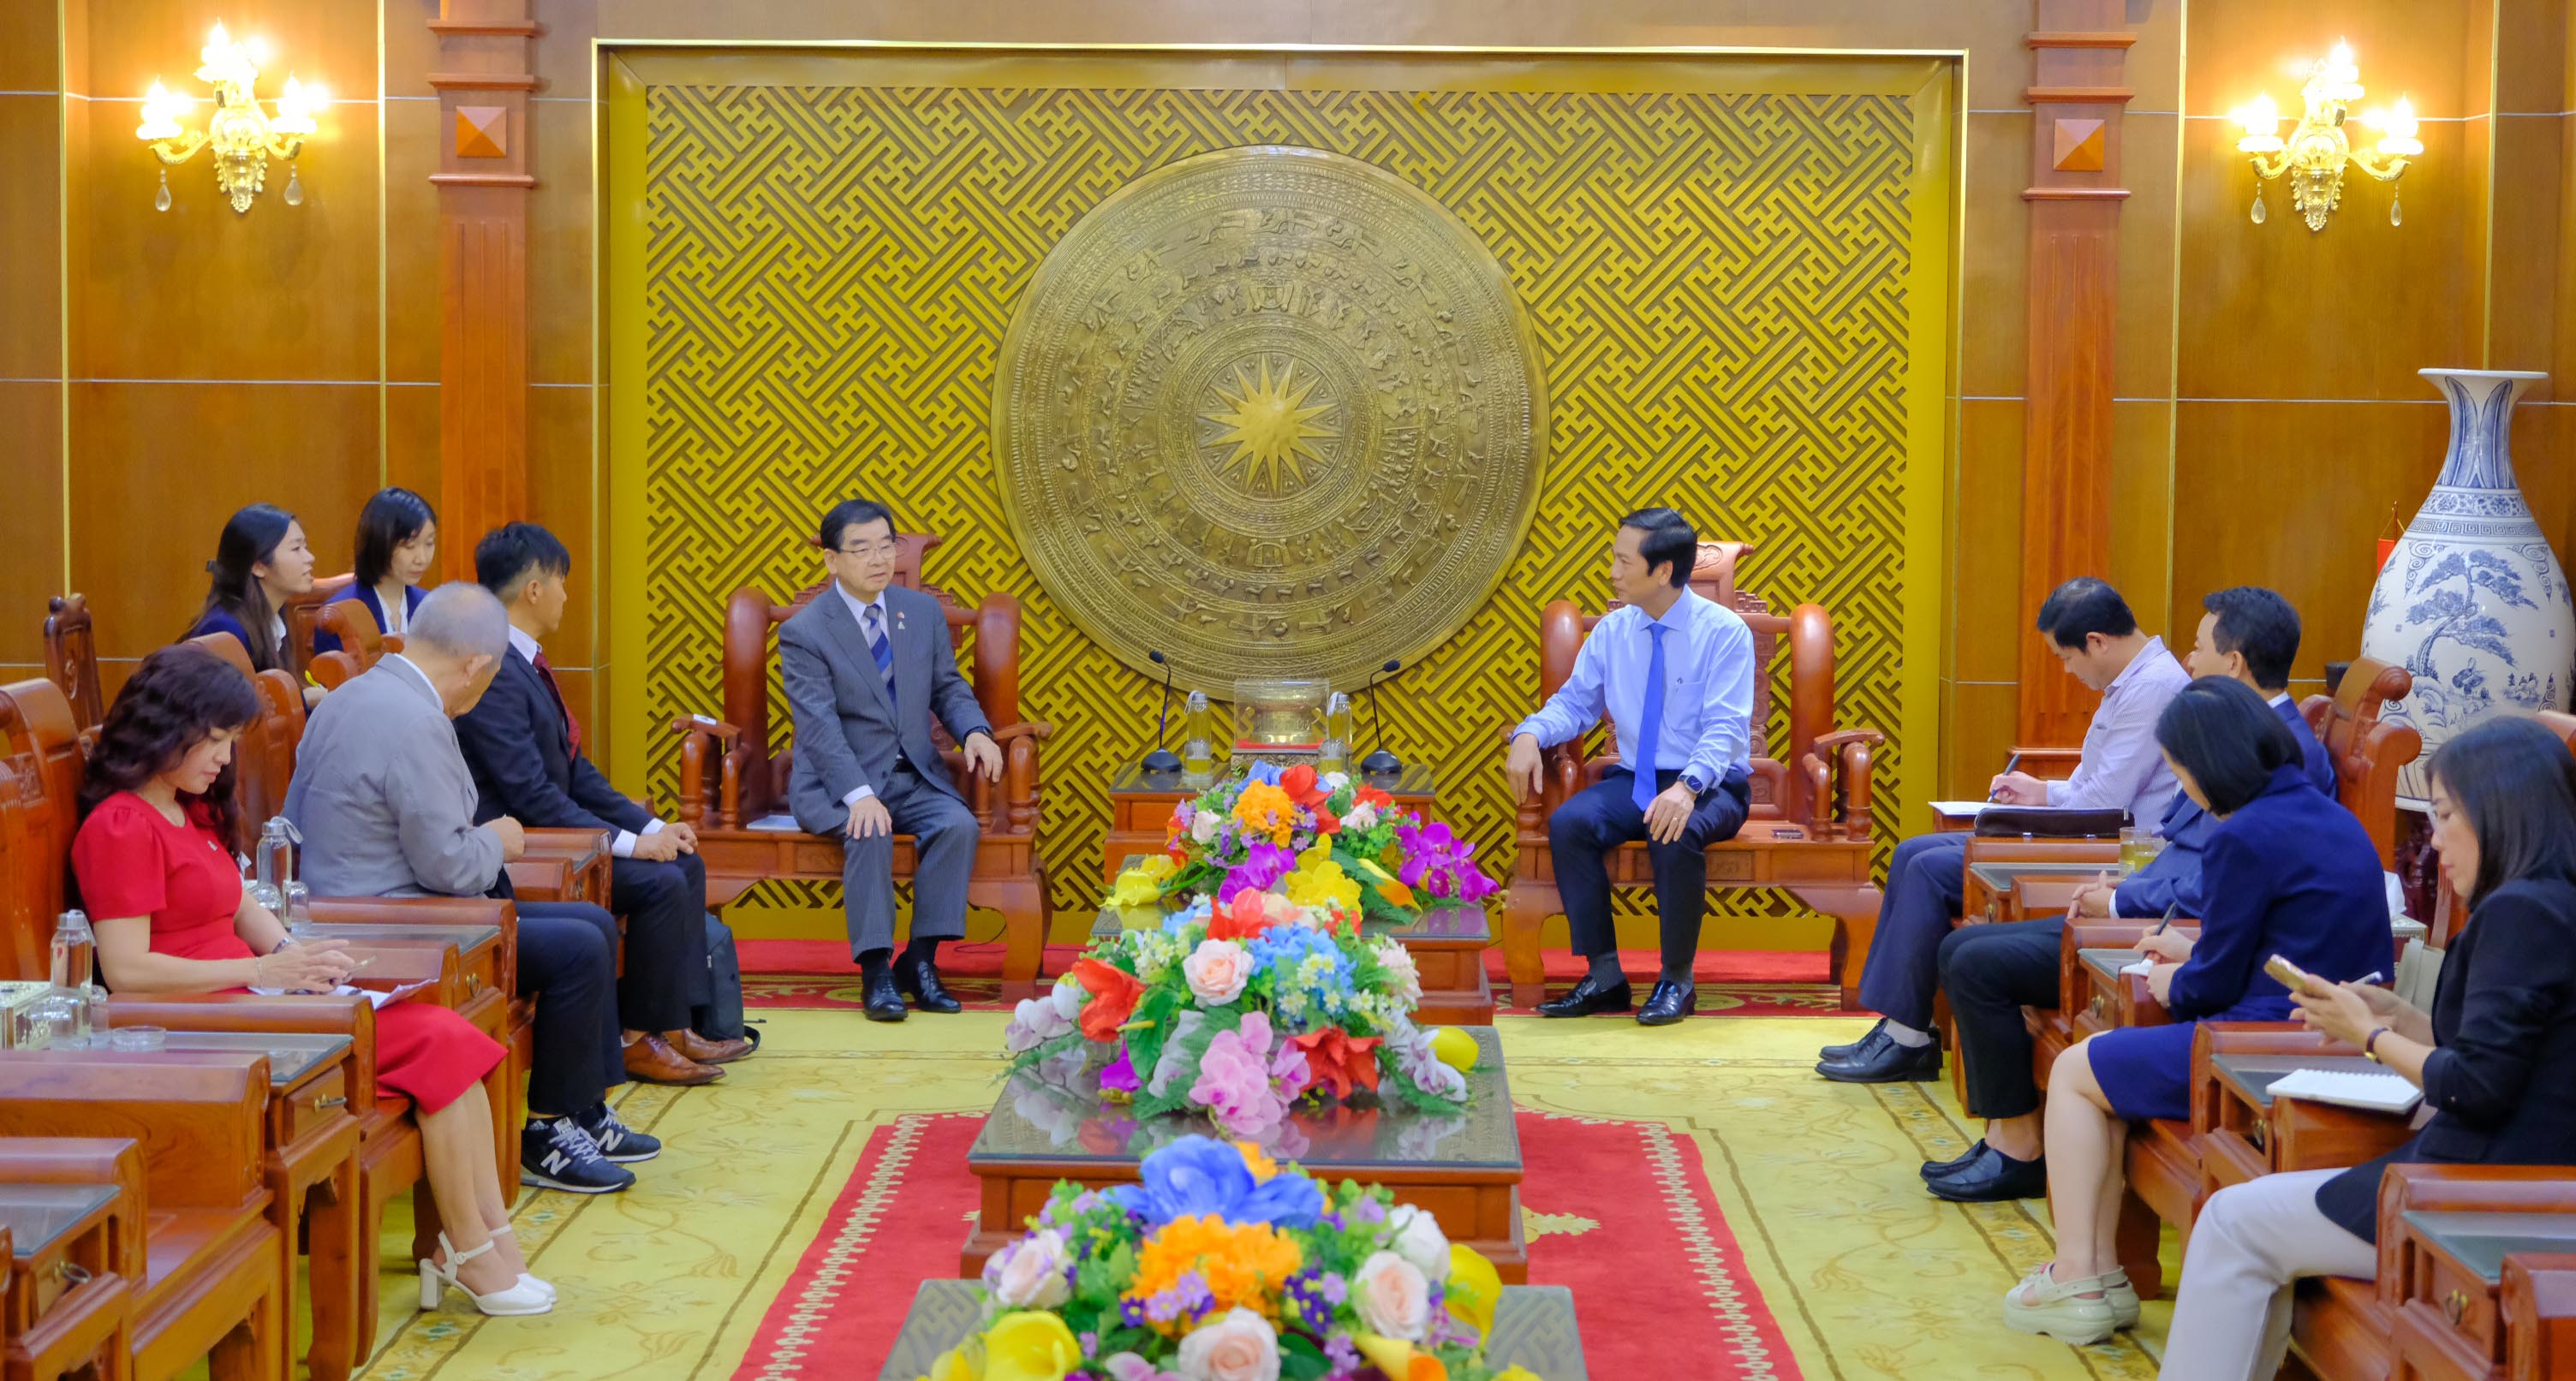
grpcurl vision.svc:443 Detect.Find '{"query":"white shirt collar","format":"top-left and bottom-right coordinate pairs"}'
top-left (2104, 635), bottom-right (2169, 695)
top-left (2268, 691), bottom-right (2293, 708)
top-left (383, 652), bottom-right (440, 705)
top-left (834, 580), bottom-right (889, 630)
top-left (508, 625), bottom-right (541, 664)
top-left (1630, 586), bottom-right (1703, 628)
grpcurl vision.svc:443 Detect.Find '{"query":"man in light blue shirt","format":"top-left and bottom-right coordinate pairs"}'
top-left (1508, 508), bottom-right (1756, 1026)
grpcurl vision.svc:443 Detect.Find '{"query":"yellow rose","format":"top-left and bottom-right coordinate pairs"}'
top-left (1444, 1243), bottom-right (1503, 1338)
top-left (981, 1312), bottom-right (1080, 1381)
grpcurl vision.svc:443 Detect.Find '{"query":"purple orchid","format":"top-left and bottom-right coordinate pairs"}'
top-left (1216, 840), bottom-right (1297, 903)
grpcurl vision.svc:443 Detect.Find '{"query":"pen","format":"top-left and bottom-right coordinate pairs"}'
top-left (1989, 750), bottom-right (2024, 802)
top-left (2151, 900), bottom-right (2180, 937)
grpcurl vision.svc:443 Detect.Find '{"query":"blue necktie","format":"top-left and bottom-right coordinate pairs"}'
top-left (1632, 622), bottom-right (1668, 813)
top-left (865, 604), bottom-right (896, 705)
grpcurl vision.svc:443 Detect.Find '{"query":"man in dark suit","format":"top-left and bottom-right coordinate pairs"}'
top-left (781, 498), bottom-right (1004, 1021)
top-left (455, 523), bottom-right (753, 1085)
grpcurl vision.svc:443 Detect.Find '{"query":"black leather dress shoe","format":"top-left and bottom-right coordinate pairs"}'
top-left (1924, 1143), bottom-right (2048, 1202)
top-left (1637, 979), bottom-right (1696, 1027)
top-left (1922, 1139), bottom-right (1988, 1180)
top-left (1535, 973), bottom-right (1633, 1018)
top-left (862, 968), bottom-right (909, 1022)
top-left (1815, 1033), bottom-right (1940, 1082)
top-left (895, 955), bottom-right (963, 1014)
top-left (1820, 1018), bottom-right (1888, 1063)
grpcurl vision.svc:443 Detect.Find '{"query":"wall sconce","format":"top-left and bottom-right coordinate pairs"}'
top-left (136, 21), bottom-right (329, 214)
top-left (2228, 40), bottom-right (2419, 230)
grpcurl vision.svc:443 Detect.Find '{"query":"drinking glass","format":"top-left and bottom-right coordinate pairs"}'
top-left (109, 1026), bottom-right (166, 1051)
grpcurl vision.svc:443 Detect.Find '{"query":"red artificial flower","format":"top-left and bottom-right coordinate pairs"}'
top-left (1070, 957), bottom-right (1146, 1043)
top-left (1312, 804), bottom-right (1341, 835)
top-left (1208, 890), bottom-right (1280, 943)
top-left (1286, 1028), bottom-right (1384, 1099)
top-left (1280, 765), bottom-right (1331, 808)
top-left (1355, 786), bottom-right (1394, 812)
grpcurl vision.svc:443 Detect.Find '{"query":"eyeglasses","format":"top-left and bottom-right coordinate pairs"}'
top-left (834, 542), bottom-right (899, 558)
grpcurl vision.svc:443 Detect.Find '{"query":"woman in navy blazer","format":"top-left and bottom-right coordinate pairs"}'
top-left (2002, 676), bottom-right (2391, 1346)
top-left (313, 486), bottom-right (437, 656)
top-left (2155, 715), bottom-right (2576, 1379)
top-left (183, 503), bottom-right (315, 675)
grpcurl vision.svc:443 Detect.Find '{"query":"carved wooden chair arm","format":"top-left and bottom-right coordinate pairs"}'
top-left (666, 716), bottom-right (742, 825)
top-left (515, 828), bottom-right (612, 906)
top-left (104, 993), bottom-right (381, 1104)
top-left (667, 714), bottom-right (742, 744)
top-left (981, 720), bottom-right (1053, 743)
top-left (1799, 725), bottom-right (1887, 836)
top-left (1810, 728), bottom-right (1887, 751)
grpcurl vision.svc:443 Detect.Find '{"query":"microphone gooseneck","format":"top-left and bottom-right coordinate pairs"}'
top-left (1141, 649), bottom-right (1183, 776)
top-left (1360, 657), bottom-right (1404, 780)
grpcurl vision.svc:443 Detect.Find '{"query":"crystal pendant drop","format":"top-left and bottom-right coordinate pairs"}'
top-left (2250, 189), bottom-right (2268, 225)
top-left (154, 170), bottom-right (170, 213)
top-left (2390, 191), bottom-right (2402, 227)
top-left (283, 164), bottom-right (303, 207)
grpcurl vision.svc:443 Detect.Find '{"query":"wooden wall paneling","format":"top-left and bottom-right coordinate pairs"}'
top-left (430, 1), bottom-right (538, 583)
top-left (385, 95), bottom-right (445, 385)
top-left (2017, 9), bottom-right (2134, 747)
top-left (2491, 111), bottom-right (2567, 376)
top-left (0, 384), bottom-right (66, 669)
top-left (1955, 397), bottom-right (2029, 687)
top-left (528, 384), bottom-right (594, 664)
top-left (385, 384), bottom-right (442, 500)
top-left (0, 93), bottom-right (63, 381)
top-left (1962, 111), bottom-right (2033, 400)
top-left (2105, 399), bottom-right (2174, 640)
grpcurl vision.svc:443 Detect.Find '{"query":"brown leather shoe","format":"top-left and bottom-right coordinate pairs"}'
top-left (622, 1033), bottom-right (722, 1086)
top-left (666, 1029), bottom-right (755, 1065)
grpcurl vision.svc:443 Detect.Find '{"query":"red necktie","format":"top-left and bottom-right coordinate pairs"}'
top-left (532, 652), bottom-right (581, 757)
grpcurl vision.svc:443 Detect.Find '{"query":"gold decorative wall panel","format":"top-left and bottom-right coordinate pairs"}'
top-left (622, 54), bottom-right (1952, 925)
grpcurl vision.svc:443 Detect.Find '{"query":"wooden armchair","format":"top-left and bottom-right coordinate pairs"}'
top-left (41, 595), bottom-right (104, 737)
top-left (1504, 542), bottom-right (1886, 1008)
top-left (0, 1056), bottom-right (282, 1381)
top-left (2305, 658), bottom-right (2420, 868)
top-left (665, 533), bottom-right (1056, 997)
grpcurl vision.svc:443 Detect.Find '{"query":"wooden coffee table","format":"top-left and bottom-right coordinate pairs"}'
top-left (964, 1026), bottom-right (1524, 1282)
top-left (1093, 862), bottom-right (1495, 1025)
top-left (876, 1277), bottom-right (1589, 1378)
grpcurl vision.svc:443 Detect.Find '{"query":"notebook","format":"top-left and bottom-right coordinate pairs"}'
top-left (2263, 1067), bottom-right (2423, 1115)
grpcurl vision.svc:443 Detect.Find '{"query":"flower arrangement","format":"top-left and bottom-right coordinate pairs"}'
top-left (924, 1136), bottom-right (1538, 1381)
top-left (1142, 764), bottom-right (1498, 921)
top-left (1005, 892), bottom-right (1472, 1140)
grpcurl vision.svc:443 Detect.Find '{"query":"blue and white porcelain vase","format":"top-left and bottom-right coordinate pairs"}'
top-left (2362, 367), bottom-right (2573, 801)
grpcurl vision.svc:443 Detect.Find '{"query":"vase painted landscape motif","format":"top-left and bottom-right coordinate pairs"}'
top-left (2362, 368), bottom-right (2574, 800)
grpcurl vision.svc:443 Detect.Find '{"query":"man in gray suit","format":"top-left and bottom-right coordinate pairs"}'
top-left (782, 498), bottom-right (1003, 1021)
top-left (288, 583), bottom-right (646, 1193)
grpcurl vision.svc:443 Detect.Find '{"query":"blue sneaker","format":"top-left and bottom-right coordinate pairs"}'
top-left (575, 1103), bottom-right (661, 1164)
top-left (521, 1117), bottom-right (636, 1193)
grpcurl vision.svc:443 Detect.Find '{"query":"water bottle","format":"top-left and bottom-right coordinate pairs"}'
top-left (249, 817), bottom-right (298, 915)
top-left (48, 910), bottom-right (96, 1045)
top-left (1180, 691), bottom-right (1216, 783)
top-left (1320, 693), bottom-right (1354, 776)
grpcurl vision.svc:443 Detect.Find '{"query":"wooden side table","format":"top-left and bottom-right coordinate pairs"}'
top-left (2389, 1210), bottom-right (2576, 1380)
top-left (0, 1182), bottom-right (132, 1381)
top-left (1100, 763), bottom-right (1438, 884)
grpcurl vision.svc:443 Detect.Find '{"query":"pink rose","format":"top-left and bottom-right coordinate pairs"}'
top-left (1183, 938), bottom-right (1254, 1005)
top-left (981, 1227), bottom-right (1072, 1308)
top-left (1351, 1250), bottom-right (1430, 1340)
top-left (1190, 1013), bottom-right (1288, 1139)
top-left (1175, 1307), bottom-right (1281, 1381)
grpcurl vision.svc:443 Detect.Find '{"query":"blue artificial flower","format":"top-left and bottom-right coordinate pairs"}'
top-left (1109, 1135), bottom-right (1324, 1229)
top-left (1242, 760), bottom-right (1286, 787)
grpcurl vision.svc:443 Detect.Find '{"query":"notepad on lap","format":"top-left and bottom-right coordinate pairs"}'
top-left (1929, 801), bottom-right (1998, 818)
top-left (2265, 1067), bottom-right (2423, 1115)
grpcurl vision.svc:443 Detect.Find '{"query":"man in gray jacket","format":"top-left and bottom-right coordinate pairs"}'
top-left (782, 497), bottom-right (1002, 1022)
top-left (288, 583), bottom-right (644, 1193)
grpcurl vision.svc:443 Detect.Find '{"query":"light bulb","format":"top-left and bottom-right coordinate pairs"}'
top-left (135, 80), bottom-right (180, 140)
top-left (2233, 93), bottom-right (2284, 153)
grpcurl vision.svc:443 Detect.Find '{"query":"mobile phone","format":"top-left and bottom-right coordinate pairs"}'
top-left (2263, 953), bottom-right (2319, 994)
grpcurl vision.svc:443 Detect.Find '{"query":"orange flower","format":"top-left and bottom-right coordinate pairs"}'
top-left (1234, 1142), bottom-right (1280, 1179)
top-left (1286, 1027), bottom-right (1383, 1099)
top-left (1070, 957), bottom-right (1146, 1043)
top-left (1231, 783), bottom-right (1299, 845)
top-left (1127, 1214), bottom-right (1304, 1328)
top-left (1378, 878), bottom-right (1417, 909)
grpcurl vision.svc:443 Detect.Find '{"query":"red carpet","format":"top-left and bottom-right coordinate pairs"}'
top-left (729, 1110), bottom-right (1799, 1379)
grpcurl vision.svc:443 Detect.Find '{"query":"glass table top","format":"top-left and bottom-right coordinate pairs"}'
top-left (300, 922), bottom-right (501, 949)
top-left (1110, 763), bottom-right (1437, 797)
top-left (1968, 860), bottom-right (2126, 890)
top-left (2210, 1053), bottom-right (2386, 1108)
top-left (972, 1025), bottom-right (1517, 1170)
top-left (876, 1278), bottom-right (1583, 1380)
top-left (0, 1183), bottom-right (117, 1259)
top-left (2400, 1210), bottom-right (2576, 1283)
top-left (2079, 946), bottom-right (2148, 984)
top-left (160, 1030), bottom-right (353, 1086)
top-left (1096, 859), bottom-right (1489, 943)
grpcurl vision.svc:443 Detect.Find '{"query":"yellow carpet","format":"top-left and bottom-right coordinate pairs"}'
top-left (349, 1012), bottom-right (2174, 1381)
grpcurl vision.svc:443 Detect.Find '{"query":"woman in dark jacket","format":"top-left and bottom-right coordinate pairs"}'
top-left (2153, 713), bottom-right (2576, 1378)
top-left (184, 503), bottom-right (314, 674)
top-left (313, 486), bottom-right (436, 656)
top-left (2003, 676), bottom-right (2393, 1345)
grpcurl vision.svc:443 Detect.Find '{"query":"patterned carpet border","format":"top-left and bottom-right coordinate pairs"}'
top-left (741, 973), bottom-right (1846, 1018)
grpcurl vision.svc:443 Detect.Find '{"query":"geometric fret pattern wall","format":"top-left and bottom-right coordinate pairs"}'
top-left (641, 81), bottom-right (1923, 921)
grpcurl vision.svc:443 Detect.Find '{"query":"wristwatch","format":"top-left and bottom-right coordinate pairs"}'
top-left (1677, 771), bottom-right (1708, 797)
top-left (2364, 1026), bottom-right (2392, 1063)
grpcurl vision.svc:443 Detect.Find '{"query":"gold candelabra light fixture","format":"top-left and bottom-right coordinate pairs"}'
top-left (2229, 40), bottom-right (2420, 231)
top-left (135, 21), bottom-right (328, 214)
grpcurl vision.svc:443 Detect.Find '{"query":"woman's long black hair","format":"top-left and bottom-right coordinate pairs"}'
top-left (352, 487), bottom-right (436, 590)
top-left (2427, 715), bottom-right (2576, 908)
top-left (2153, 676), bottom-right (2303, 815)
top-left (187, 503), bottom-right (297, 671)
top-left (78, 644), bottom-right (263, 846)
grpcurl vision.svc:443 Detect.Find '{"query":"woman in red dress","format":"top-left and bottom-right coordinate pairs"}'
top-left (72, 646), bottom-right (552, 1316)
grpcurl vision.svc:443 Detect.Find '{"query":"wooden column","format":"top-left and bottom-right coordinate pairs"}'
top-left (2018, 8), bottom-right (2134, 746)
top-left (430, 2), bottom-right (538, 580)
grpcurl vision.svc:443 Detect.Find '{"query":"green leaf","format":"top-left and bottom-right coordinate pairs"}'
top-left (1279, 1332), bottom-right (1332, 1380)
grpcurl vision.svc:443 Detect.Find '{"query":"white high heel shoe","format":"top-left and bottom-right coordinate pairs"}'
top-left (419, 1232), bottom-right (552, 1316)
top-left (489, 1223), bottom-right (557, 1303)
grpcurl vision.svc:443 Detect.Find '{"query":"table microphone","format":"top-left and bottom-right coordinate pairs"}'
top-left (1359, 658), bottom-right (1404, 779)
top-left (1141, 650), bottom-right (1183, 776)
